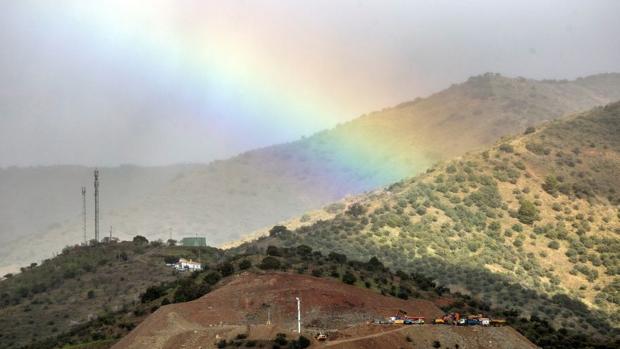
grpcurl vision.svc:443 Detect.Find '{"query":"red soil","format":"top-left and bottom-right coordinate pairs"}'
top-left (113, 272), bottom-right (443, 349)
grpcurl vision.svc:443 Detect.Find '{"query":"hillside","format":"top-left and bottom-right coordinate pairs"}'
top-left (4, 73), bottom-right (620, 273)
top-left (113, 273), bottom-right (533, 349)
top-left (237, 102), bottom-right (620, 343)
top-left (0, 241), bottom-right (222, 349)
top-left (3, 236), bottom-right (610, 348)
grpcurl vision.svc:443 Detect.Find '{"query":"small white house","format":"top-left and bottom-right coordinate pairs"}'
top-left (174, 258), bottom-right (202, 271)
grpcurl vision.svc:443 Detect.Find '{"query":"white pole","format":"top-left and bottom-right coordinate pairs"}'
top-left (296, 297), bottom-right (301, 334)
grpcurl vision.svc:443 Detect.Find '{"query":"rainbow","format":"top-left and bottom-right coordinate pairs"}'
top-left (29, 2), bottom-right (428, 189)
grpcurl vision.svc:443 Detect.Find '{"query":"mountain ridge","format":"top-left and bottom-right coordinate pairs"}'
top-left (2, 72), bottom-right (620, 274)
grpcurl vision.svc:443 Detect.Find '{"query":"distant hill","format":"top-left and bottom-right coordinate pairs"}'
top-left (0, 165), bottom-right (196, 274)
top-left (239, 102), bottom-right (620, 342)
top-left (3, 73), bottom-right (620, 272)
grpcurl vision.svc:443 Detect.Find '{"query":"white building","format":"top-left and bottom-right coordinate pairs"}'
top-left (174, 258), bottom-right (202, 271)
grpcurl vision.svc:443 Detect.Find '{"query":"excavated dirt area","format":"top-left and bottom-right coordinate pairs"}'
top-left (326, 324), bottom-right (537, 349)
top-left (112, 272), bottom-right (535, 349)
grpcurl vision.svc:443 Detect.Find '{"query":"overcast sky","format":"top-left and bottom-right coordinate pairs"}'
top-left (1, 0), bottom-right (619, 167)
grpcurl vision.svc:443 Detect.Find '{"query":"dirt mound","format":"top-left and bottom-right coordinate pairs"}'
top-left (113, 272), bottom-right (443, 349)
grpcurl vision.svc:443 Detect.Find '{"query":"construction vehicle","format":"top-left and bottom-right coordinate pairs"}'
top-left (490, 319), bottom-right (507, 327)
top-left (433, 318), bottom-right (445, 324)
top-left (390, 309), bottom-right (408, 324)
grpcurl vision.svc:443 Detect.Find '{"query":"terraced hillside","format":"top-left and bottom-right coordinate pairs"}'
top-left (239, 102), bottom-right (620, 343)
top-left (4, 73), bottom-right (620, 274)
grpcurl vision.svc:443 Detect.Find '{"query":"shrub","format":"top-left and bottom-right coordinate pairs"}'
top-left (524, 126), bottom-right (536, 134)
top-left (542, 176), bottom-right (559, 195)
top-left (259, 257), bottom-right (281, 270)
top-left (548, 240), bottom-right (560, 250)
top-left (517, 200), bottom-right (539, 225)
top-left (204, 272), bottom-right (222, 285)
top-left (342, 271), bottom-right (357, 285)
top-left (499, 143), bottom-right (514, 153)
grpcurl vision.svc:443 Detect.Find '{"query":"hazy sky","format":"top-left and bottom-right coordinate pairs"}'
top-left (1, 0), bottom-right (619, 167)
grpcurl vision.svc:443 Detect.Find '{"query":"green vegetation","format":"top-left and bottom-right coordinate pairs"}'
top-left (0, 241), bottom-right (222, 349)
top-left (238, 102), bottom-right (620, 347)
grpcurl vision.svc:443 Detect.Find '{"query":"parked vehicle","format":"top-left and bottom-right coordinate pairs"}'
top-left (465, 319), bottom-right (481, 326)
top-left (408, 316), bottom-right (425, 324)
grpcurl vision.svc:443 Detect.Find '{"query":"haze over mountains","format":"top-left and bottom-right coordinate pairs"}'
top-left (2, 73), bottom-right (620, 273)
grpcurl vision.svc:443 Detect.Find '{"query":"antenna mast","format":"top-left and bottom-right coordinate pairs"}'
top-left (94, 169), bottom-right (100, 242)
top-left (81, 187), bottom-right (87, 245)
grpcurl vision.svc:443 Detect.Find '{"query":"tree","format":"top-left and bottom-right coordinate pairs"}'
top-left (259, 256), bottom-right (281, 270)
top-left (133, 235), bottom-right (149, 244)
top-left (164, 256), bottom-right (179, 264)
top-left (239, 259), bottom-right (252, 270)
top-left (342, 271), bottom-right (357, 285)
top-left (366, 256), bottom-right (384, 271)
top-left (517, 200), bottom-right (539, 225)
top-left (204, 272), bottom-right (222, 285)
top-left (167, 239), bottom-right (177, 246)
top-left (266, 245), bottom-right (282, 257)
top-left (269, 225), bottom-right (288, 237)
top-left (346, 203), bottom-right (366, 217)
top-left (141, 285), bottom-right (164, 303)
top-left (296, 336), bottom-right (311, 349)
top-left (296, 245), bottom-right (312, 257)
top-left (328, 252), bottom-right (347, 264)
top-left (219, 262), bottom-right (234, 277)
